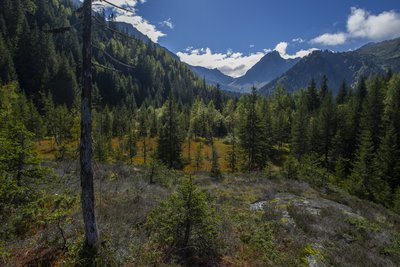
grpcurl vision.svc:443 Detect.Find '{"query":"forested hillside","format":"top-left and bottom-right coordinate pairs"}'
top-left (0, 0), bottom-right (223, 108)
top-left (1, 0), bottom-right (400, 266)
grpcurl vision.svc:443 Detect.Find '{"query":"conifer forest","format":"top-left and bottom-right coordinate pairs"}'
top-left (0, 0), bottom-right (400, 266)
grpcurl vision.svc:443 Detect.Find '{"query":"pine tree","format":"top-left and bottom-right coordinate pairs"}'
top-left (126, 124), bottom-right (137, 164)
top-left (318, 92), bottom-right (336, 167)
top-left (210, 142), bottom-right (222, 179)
top-left (238, 86), bottom-right (269, 171)
top-left (138, 107), bottom-right (148, 164)
top-left (336, 80), bottom-right (348, 104)
top-left (373, 123), bottom-right (398, 203)
top-left (226, 112), bottom-right (238, 173)
top-left (146, 176), bottom-right (218, 261)
top-left (306, 78), bottom-right (319, 112)
top-left (157, 93), bottom-right (183, 169)
top-left (260, 98), bottom-right (273, 161)
top-left (307, 117), bottom-right (320, 155)
top-left (186, 127), bottom-right (193, 162)
top-left (271, 83), bottom-right (291, 146)
top-left (0, 32), bottom-right (16, 84)
top-left (291, 92), bottom-right (309, 159)
top-left (149, 107), bottom-right (158, 138)
top-left (362, 77), bottom-right (384, 151)
top-left (195, 142), bottom-right (203, 171)
top-left (346, 77), bottom-right (368, 162)
top-left (319, 75), bottom-right (328, 101)
top-left (347, 127), bottom-right (375, 199)
top-left (378, 74), bottom-right (400, 191)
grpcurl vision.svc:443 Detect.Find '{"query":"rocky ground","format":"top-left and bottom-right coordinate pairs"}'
top-left (5, 161), bottom-right (400, 266)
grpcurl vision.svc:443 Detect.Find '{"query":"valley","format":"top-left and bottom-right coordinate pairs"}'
top-left (1, 0), bottom-right (400, 266)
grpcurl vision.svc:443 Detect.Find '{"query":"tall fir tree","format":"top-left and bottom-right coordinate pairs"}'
top-left (318, 75), bottom-right (328, 101)
top-left (157, 93), bottom-right (183, 169)
top-left (336, 80), bottom-right (348, 104)
top-left (238, 86), bottom-right (269, 171)
top-left (306, 78), bottom-right (319, 112)
top-left (291, 92), bottom-right (309, 159)
top-left (318, 92), bottom-right (336, 167)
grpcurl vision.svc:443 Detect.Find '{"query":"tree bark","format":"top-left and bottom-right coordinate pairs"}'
top-left (80, 0), bottom-right (99, 247)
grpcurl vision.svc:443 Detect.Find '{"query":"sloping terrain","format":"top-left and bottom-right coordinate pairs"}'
top-left (231, 51), bottom-right (300, 91)
top-left (260, 37), bottom-right (400, 94)
top-left (5, 162), bottom-right (400, 266)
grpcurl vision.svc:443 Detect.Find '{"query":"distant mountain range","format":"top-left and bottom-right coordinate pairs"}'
top-left (259, 38), bottom-right (400, 95)
top-left (188, 51), bottom-right (299, 93)
top-left (231, 51), bottom-right (300, 91)
top-left (190, 38), bottom-right (400, 95)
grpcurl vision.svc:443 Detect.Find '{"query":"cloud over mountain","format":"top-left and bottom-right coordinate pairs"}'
top-left (177, 48), bottom-right (267, 77)
top-left (92, 0), bottom-right (166, 43)
top-left (177, 43), bottom-right (317, 78)
top-left (312, 7), bottom-right (400, 46)
top-left (274, 42), bottom-right (319, 59)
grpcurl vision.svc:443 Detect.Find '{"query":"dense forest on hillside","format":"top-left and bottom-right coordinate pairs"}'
top-left (1, 0), bottom-right (400, 266)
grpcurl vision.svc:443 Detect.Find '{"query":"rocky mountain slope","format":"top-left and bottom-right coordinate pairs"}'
top-left (260, 37), bottom-right (400, 95)
top-left (231, 51), bottom-right (300, 91)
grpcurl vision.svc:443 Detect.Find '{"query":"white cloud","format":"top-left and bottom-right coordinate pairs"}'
top-left (178, 43), bottom-right (317, 78)
top-left (92, 0), bottom-right (166, 43)
top-left (311, 7), bottom-right (400, 46)
top-left (93, 0), bottom-right (139, 9)
top-left (177, 48), bottom-right (266, 77)
top-left (274, 42), bottom-right (318, 59)
top-left (347, 7), bottom-right (400, 40)
top-left (292, 37), bottom-right (305, 43)
top-left (311, 32), bottom-right (347, 46)
top-left (249, 44), bottom-right (255, 48)
top-left (159, 18), bottom-right (174, 29)
top-left (116, 15), bottom-right (166, 42)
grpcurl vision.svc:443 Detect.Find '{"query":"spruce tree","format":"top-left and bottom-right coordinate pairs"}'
top-left (195, 142), bottom-right (203, 171)
top-left (238, 86), bottom-right (269, 171)
top-left (138, 107), bottom-right (148, 164)
top-left (336, 80), bottom-right (348, 104)
top-left (271, 83), bottom-right (291, 146)
top-left (210, 142), bottom-right (222, 179)
top-left (319, 75), bottom-right (328, 101)
top-left (318, 92), bottom-right (336, 167)
top-left (157, 93), bottom-right (183, 169)
top-left (347, 127), bottom-right (375, 200)
top-left (126, 124), bottom-right (137, 164)
top-left (362, 77), bottom-right (384, 151)
top-left (291, 92), bottom-right (308, 159)
top-left (0, 32), bottom-right (16, 84)
top-left (306, 78), bottom-right (319, 112)
top-left (373, 124), bottom-right (398, 203)
top-left (226, 111), bottom-right (238, 173)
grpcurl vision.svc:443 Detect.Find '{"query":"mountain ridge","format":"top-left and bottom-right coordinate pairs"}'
top-left (260, 37), bottom-right (400, 95)
top-left (189, 50), bottom-right (301, 93)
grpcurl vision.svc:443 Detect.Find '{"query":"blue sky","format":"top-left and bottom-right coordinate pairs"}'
top-left (93, 0), bottom-right (400, 77)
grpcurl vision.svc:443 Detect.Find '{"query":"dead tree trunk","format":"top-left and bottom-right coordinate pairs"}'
top-left (80, 0), bottom-right (99, 247)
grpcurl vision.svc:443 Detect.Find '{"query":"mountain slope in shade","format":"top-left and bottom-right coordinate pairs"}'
top-left (260, 37), bottom-right (400, 95)
top-left (356, 37), bottom-right (400, 71)
top-left (231, 51), bottom-right (300, 90)
top-left (114, 21), bottom-right (151, 43)
top-left (189, 65), bottom-right (235, 90)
